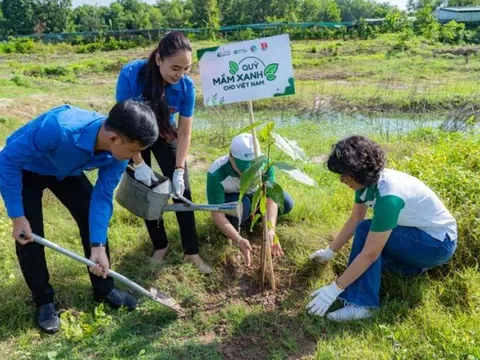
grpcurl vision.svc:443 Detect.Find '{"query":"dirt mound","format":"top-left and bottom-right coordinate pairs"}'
top-left (195, 245), bottom-right (317, 359)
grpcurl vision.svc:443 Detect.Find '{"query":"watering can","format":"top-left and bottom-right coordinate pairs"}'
top-left (115, 167), bottom-right (242, 221)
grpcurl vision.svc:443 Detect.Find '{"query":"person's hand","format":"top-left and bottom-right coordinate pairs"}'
top-left (309, 248), bottom-right (335, 263)
top-left (306, 282), bottom-right (344, 316)
top-left (89, 246), bottom-right (110, 279)
top-left (172, 168), bottom-right (185, 196)
top-left (134, 161), bottom-right (158, 187)
top-left (238, 237), bottom-right (253, 267)
top-left (12, 217), bottom-right (33, 245)
top-left (268, 228), bottom-right (284, 257)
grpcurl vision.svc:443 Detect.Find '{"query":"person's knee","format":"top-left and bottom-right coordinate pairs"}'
top-left (282, 191), bottom-right (294, 215)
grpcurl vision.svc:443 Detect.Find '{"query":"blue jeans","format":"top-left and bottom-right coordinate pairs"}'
top-left (339, 219), bottom-right (457, 308)
top-left (225, 191), bottom-right (294, 228)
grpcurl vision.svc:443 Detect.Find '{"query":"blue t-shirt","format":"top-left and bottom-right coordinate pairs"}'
top-left (115, 59), bottom-right (195, 125)
top-left (0, 105), bottom-right (128, 244)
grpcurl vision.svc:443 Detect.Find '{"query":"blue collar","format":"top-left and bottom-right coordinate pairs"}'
top-left (167, 79), bottom-right (183, 92)
top-left (76, 118), bottom-right (105, 154)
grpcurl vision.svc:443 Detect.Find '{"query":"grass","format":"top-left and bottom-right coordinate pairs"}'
top-left (0, 115), bottom-right (479, 359)
top-left (0, 35), bottom-right (479, 359)
top-left (0, 34), bottom-right (479, 120)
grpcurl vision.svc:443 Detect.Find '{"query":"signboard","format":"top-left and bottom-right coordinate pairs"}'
top-left (197, 34), bottom-right (295, 106)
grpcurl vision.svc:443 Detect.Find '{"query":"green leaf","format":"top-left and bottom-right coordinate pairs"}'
top-left (237, 121), bottom-right (263, 136)
top-left (250, 187), bottom-right (263, 217)
top-left (279, 167), bottom-right (317, 186)
top-left (272, 133), bottom-right (308, 161)
top-left (239, 155), bottom-right (266, 200)
top-left (229, 61), bottom-right (239, 75)
top-left (266, 181), bottom-right (285, 214)
top-left (266, 74), bottom-right (276, 81)
top-left (273, 161), bottom-right (296, 171)
top-left (264, 63), bottom-right (279, 77)
top-left (259, 194), bottom-right (267, 215)
top-left (258, 121), bottom-right (275, 142)
top-left (250, 213), bottom-right (262, 231)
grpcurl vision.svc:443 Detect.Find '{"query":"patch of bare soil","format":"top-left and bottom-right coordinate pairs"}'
top-left (433, 47), bottom-right (480, 57)
top-left (0, 95), bottom-right (112, 122)
top-left (195, 244), bottom-right (317, 360)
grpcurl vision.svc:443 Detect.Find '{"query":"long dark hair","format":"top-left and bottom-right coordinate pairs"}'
top-left (139, 31), bottom-right (192, 141)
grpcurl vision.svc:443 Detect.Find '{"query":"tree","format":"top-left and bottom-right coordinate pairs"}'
top-left (191, 0), bottom-right (221, 29)
top-left (217, 0), bottom-right (252, 25)
top-left (446, 0), bottom-right (480, 5)
top-left (318, 0), bottom-right (341, 22)
top-left (0, 5), bottom-right (7, 35)
top-left (407, 0), bottom-right (441, 11)
top-left (382, 9), bottom-right (410, 32)
top-left (439, 20), bottom-right (466, 44)
top-left (106, 2), bottom-right (128, 30)
top-left (35, 0), bottom-right (72, 34)
top-left (157, 0), bottom-right (192, 28)
top-left (71, 5), bottom-right (108, 32)
top-left (298, 0), bottom-right (323, 22)
top-left (414, 3), bottom-right (440, 40)
top-left (1, 0), bottom-right (36, 35)
top-left (336, 0), bottom-right (394, 22)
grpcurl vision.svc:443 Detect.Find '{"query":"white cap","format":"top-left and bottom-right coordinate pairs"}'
top-left (230, 133), bottom-right (261, 161)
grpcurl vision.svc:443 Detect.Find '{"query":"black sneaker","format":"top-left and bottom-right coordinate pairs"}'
top-left (98, 289), bottom-right (137, 311)
top-left (36, 302), bottom-right (60, 334)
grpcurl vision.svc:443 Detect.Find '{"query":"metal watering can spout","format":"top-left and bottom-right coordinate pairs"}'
top-left (115, 169), bottom-right (243, 221)
top-left (163, 200), bottom-right (241, 217)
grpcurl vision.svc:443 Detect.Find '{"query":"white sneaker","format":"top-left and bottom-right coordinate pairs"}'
top-left (326, 305), bottom-right (374, 322)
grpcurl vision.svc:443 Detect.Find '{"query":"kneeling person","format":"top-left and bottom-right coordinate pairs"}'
top-left (206, 133), bottom-right (294, 266)
top-left (307, 135), bottom-right (457, 321)
top-left (0, 100), bottom-right (158, 334)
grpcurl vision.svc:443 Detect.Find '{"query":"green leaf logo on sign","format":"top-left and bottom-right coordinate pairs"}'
top-left (229, 61), bottom-right (239, 75)
top-left (264, 63), bottom-right (278, 81)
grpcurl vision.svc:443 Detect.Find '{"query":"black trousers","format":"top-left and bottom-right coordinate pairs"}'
top-left (141, 138), bottom-right (199, 255)
top-left (16, 170), bottom-right (114, 307)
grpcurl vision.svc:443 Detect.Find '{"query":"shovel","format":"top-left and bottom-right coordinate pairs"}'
top-left (20, 232), bottom-right (182, 313)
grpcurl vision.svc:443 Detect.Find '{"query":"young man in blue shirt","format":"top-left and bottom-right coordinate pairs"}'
top-left (0, 100), bottom-right (158, 334)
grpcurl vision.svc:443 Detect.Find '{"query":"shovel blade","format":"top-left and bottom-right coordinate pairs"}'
top-left (149, 287), bottom-right (183, 313)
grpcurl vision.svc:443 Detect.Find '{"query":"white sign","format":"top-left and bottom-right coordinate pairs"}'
top-left (197, 34), bottom-right (295, 106)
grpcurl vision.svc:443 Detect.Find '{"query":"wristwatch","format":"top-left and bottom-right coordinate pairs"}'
top-left (90, 243), bottom-right (105, 248)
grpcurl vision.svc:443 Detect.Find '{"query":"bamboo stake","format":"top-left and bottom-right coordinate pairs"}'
top-left (247, 100), bottom-right (275, 291)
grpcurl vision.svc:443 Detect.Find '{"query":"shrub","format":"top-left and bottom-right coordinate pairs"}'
top-left (392, 130), bottom-right (480, 268)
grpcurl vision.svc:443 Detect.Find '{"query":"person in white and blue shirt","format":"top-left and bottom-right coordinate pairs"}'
top-left (116, 31), bottom-right (212, 274)
top-left (0, 100), bottom-right (158, 334)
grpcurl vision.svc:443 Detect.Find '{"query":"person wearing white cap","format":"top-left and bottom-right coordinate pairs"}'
top-left (206, 133), bottom-right (294, 266)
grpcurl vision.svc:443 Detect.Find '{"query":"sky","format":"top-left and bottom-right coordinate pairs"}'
top-left (72, 0), bottom-right (408, 10)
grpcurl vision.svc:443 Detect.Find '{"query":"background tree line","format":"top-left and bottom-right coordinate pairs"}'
top-left (0, 0), bottom-right (402, 35)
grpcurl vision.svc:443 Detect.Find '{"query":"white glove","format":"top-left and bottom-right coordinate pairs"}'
top-left (133, 161), bottom-right (158, 187)
top-left (309, 248), bottom-right (335, 263)
top-left (306, 281), bottom-right (344, 316)
top-left (172, 168), bottom-right (185, 196)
